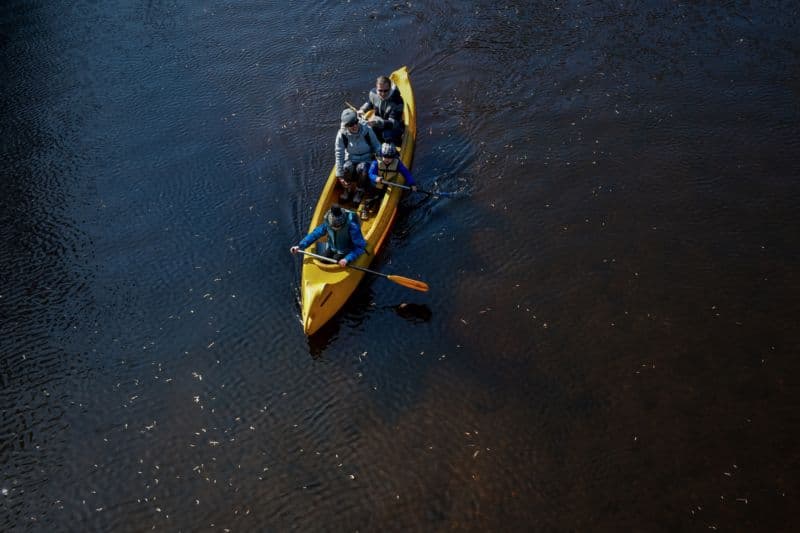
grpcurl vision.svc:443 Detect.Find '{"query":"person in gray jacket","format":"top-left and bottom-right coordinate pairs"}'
top-left (335, 109), bottom-right (381, 205)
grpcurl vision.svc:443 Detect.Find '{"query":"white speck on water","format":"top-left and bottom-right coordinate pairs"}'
top-left (1, 488), bottom-right (8, 496)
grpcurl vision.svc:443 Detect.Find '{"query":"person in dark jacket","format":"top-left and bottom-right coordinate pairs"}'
top-left (290, 205), bottom-right (367, 267)
top-left (358, 75), bottom-right (405, 145)
top-left (336, 109), bottom-right (381, 205)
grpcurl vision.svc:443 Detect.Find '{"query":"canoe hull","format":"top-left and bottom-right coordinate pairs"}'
top-left (300, 66), bottom-right (416, 335)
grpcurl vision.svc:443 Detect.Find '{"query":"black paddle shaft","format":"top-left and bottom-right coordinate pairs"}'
top-left (385, 181), bottom-right (456, 198)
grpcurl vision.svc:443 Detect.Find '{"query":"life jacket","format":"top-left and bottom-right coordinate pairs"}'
top-left (327, 212), bottom-right (358, 254)
top-left (375, 159), bottom-right (400, 190)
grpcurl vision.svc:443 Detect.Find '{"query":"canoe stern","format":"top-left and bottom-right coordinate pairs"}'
top-left (301, 263), bottom-right (364, 335)
top-left (301, 280), bottom-right (331, 335)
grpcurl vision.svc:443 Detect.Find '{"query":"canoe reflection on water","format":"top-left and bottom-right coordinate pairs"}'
top-left (305, 285), bottom-right (374, 357)
top-left (306, 318), bottom-right (340, 358)
top-left (390, 302), bottom-right (432, 323)
top-left (305, 301), bottom-right (431, 357)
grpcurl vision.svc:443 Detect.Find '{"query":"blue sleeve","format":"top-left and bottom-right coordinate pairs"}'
top-left (298, 223), bottom-right (327, 249)
top-left (343, 221), bottom-right (367, 263)
top-left (398, 161), bottom-right (415, 186)
top-left (367, 160), bottom-right (380, 185)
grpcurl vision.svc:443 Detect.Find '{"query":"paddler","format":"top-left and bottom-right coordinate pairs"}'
top-left (290, 205), bottom-right (367, 268)
top-left (359, 142), bottom-right (417, 218)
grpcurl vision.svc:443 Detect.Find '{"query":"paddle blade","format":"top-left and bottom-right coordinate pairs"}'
top-left (387, 275), bottom-right (430, 292)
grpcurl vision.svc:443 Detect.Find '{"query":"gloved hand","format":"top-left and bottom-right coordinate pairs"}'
top-left (370, 116), bottom-right (384, 129)
top-left (290, 246), bottom-right (299, 254)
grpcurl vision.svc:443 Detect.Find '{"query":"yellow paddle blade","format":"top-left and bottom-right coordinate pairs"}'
top-left (387, 275), bottom-right (429, 292)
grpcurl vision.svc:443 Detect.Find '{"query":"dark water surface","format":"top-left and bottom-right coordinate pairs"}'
top-left (2, 0), bottom-right (799, 530)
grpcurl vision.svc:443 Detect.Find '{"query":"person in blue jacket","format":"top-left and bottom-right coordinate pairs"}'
top-left (358, 143), bottom-right (417, 218)
top-left (290, 205), bottom-right (367, 267)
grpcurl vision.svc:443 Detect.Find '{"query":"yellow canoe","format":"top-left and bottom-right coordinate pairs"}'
top-left (299, 66), bottom-right (416, 335)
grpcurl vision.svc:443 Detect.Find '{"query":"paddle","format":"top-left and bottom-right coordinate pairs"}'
top-left (298, 249), bottom-right (429, 292)
top-left (382, 181), bottom-right (460, 198)
top-left (346, 101), bottom-right (376, 122)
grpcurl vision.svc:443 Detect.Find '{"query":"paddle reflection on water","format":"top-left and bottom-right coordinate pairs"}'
top-left (389, 302), bottom-right (432, 323)
top-left (305, 284), bottom-right (430, 356)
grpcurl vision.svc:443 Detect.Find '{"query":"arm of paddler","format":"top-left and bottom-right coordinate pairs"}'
top-left (342, 222), bottom-right (367, 265)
